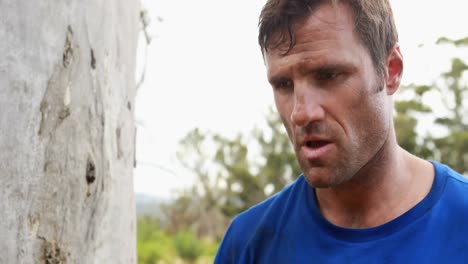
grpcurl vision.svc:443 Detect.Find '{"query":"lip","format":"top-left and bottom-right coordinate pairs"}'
top-left (299, 139), bottom-right (335, 160)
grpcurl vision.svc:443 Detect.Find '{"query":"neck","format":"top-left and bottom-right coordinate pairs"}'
top-left (315, 130), bottom-right (434, 229)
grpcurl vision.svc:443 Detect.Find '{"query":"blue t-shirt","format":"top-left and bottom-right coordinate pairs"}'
top-left (215, 162), bottom-right (468, 263)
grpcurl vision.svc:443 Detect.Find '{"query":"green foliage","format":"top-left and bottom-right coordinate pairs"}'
top-left (137, 217), bottom-right (175, 264)
top-left (395, 99), bottom-right (431, 114)
top-left (178, 107), bottom-right (300, 219)
top-left (137, 216), bottom-right (219, 264)
top-left (436, 36), bottom-right (468, 47)
top-left (255, 111), bottom-right (301, 194)
top-left (173, 230), bottom-right (204, 262)
top-left (433, 132), bottom-right (468, 172)
top-left (394, 37), bottom-right (467, 174)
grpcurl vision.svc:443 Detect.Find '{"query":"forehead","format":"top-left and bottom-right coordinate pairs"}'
top-left (269, 2), bottom-right (357, 55)
top-left (264, 3), bottom-right (365, 75)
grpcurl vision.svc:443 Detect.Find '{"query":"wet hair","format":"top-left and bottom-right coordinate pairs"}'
top-left (258, 0), bottom-right (398, 77)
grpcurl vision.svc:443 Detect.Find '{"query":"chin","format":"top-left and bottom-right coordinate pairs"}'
top-left (303, 169), bottom-right (335, 188)
top-left (303, 166), bottom-right (352, 188)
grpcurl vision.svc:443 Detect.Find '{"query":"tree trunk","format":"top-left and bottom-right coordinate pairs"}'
top-left (0, 0), bottom-right (139, 263)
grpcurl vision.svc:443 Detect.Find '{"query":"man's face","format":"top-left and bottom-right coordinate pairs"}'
top-left (265, 3), bottom-right (392, 188)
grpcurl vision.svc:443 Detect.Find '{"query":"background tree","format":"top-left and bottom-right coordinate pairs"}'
top-left (175, 108), bottom-right (300, 238)
top-left (0, 1), bottom-right (139, 263)
top-left (137, 217), bottom-right (175, 264)
top-left (394, 36), bottom-right (468, 174)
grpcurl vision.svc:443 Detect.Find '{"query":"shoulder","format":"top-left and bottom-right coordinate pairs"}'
top-left (232, 174), bottom-right (307, 235)
top-left (214, 175), bottom-right (307, 263)
top-left (432, 161), bottom-right (468, 207)
top-left (433, 161), bottom-right (468, 190)
top-left (423, 162), bottom-right (468, 248)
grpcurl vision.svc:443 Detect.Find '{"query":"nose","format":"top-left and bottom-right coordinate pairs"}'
top-left (290, 89), bottom-right (325, 127)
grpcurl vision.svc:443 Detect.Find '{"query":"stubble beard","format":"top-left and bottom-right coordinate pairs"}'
top-left (299, 81), bottom-right (391, 189)
top-left (294, 122), bottom-right (355, 188)
top-left (300, 119), bottom-right (391, 189)
top-left (299, 139), bottom-right (357, 189)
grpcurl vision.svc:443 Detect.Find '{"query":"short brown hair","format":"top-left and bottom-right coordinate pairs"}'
top-left (258, 0), bottom-right (398, 76)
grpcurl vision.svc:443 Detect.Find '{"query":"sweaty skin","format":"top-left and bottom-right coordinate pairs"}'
top-left (264, 2), bottom-right (434, 228)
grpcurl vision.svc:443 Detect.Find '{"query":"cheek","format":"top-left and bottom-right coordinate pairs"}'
top-left (274, 96), bottom-right (295, 140)
top-left (274, 94), bottom-right (292, 121)
top-left (350, 94), bottom-right (390, 144)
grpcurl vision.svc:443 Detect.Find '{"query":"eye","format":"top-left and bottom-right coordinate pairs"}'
top-left (272, 78), bottom-right (293, 92)
top-left (316, 71), bottom-right (340, 81)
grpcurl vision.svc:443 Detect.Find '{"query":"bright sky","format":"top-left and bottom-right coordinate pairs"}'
top-left (134, 0), bottom-right (468, 198)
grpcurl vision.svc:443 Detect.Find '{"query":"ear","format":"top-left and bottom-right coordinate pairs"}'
top-left (385, 44), bottom-right (403, 95)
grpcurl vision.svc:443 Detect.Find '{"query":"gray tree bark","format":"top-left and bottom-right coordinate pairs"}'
top-left (0, 0), bottom-right (139, 263)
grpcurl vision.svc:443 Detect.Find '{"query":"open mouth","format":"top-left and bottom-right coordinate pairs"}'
top-left (306, 140), bottom-right (331, 149)
top-left (301, 139), bottom-right (334, 159)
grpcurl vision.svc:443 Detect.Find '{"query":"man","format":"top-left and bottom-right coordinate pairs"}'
top-left (215, 0), bottom-right (468, 263)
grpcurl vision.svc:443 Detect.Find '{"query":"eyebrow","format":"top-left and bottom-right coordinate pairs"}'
top-left (268, 75), bottom-right (290, 86)
top-left (268, 62), bottom-right (355, 84)
top-left (300, 63), bottom-right (354, 76)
